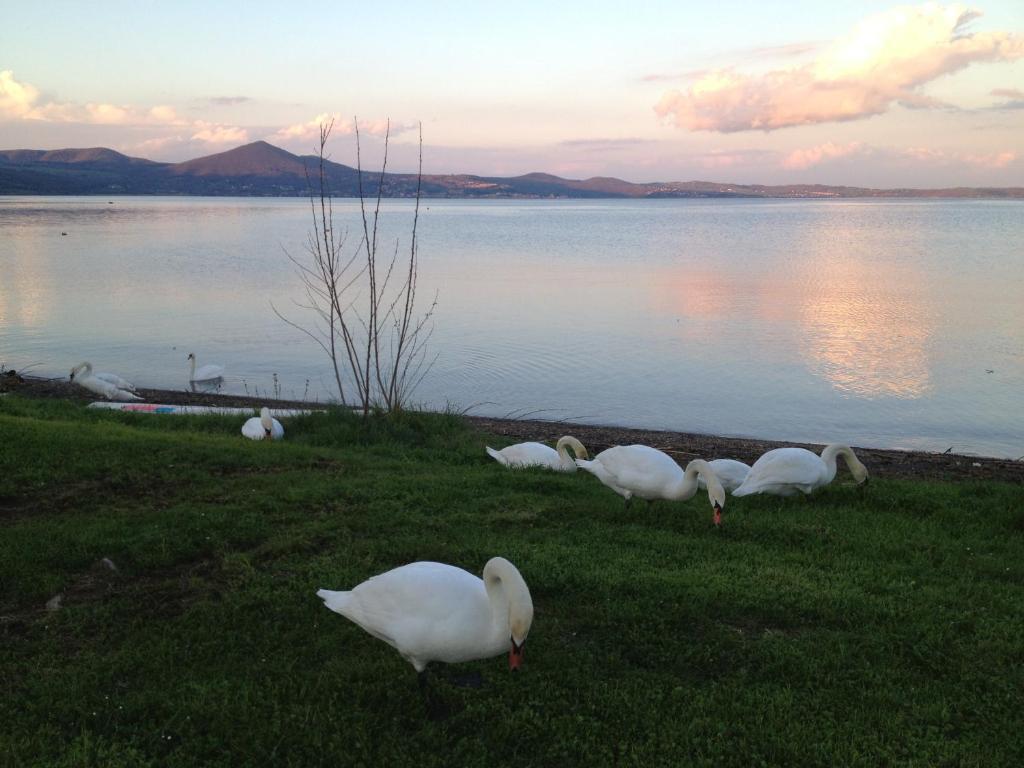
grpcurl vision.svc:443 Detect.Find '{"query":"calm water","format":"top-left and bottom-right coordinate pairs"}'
top-left (1, 196), bottom-right (1022, 458)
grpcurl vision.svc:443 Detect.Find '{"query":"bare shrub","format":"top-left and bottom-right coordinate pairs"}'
top-left (273, 119), bottom-right (437, 415)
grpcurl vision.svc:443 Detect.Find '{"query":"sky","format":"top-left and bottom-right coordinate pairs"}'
top-left (1, 0), bottom-right (1022, 186)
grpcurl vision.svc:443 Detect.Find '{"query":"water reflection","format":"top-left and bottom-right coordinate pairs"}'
top-left (648, 249), bottom-right (936, 398)
top-left (793, 220), bottom-right (937, 399)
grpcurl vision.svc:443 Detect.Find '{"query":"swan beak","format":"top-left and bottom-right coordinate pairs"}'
top-left (509, 638), bottom-right (525, 671)
top-left (713, 502), bottom-right (723, 527)
top-left (264, 428), bottom-right (271, 437)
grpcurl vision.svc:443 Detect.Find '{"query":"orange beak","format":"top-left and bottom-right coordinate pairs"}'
top-left (509, 639), bottom-right (525, 671)
top-left (713, 503), bottom-right (723, 527)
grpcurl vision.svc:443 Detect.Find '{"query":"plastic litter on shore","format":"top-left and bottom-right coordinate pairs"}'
top-left (87, 402), bottom-right (322, 417)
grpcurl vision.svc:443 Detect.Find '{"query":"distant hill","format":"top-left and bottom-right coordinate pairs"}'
top-left (0, 140), bottom-right (1021, 199)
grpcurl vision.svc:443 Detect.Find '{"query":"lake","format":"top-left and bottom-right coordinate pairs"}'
top-left (1, 196), bottom-right (1021, 458)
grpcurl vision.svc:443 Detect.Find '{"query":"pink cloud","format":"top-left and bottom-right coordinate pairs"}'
top-left (782, 141), bottom-right (866, 169)
top-left (901, 146), bottom-right (1016, 168)
top-left (271, 114), bottom-right (416, 144)
top-left (191, 122), bottom-right (249, 144)
top-left (656, 4), bottom-right (1024, 132)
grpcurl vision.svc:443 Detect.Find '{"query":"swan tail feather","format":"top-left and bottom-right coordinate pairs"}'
top-left (316, 589), bottom-right (352, 615)
top-left (485, 447), bottom-right (508, 466)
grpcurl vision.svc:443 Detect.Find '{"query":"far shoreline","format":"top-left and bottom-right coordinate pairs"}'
top-left (4, 371), bottom-right (1021, 485)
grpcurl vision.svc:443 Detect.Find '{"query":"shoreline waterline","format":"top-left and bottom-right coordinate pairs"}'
top-left (4, 372), bottom-right (1021, 483)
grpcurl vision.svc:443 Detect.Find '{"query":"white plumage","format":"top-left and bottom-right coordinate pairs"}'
top-left (69, 362), bottom-right (141, 401)
top-left (485, 435), bottom-right (588, 472)
top-left (187, 352), bottom-right (224, 382)
top-left (575, 444), bottom-right (727, 525)
top-left (317, 557), bottom-right (534, 673)
top-left (732, 444), bottom-right (868, 497)
top-left (241, 407), bottom-right (284, 441)
top-left (697, 459), bottom-right (752, 494)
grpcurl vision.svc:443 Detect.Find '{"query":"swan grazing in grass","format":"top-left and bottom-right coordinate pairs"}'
top-left (732, 444), bottom-right (869, 497)
top-left (485, 436), bottom-right (588, 472)
top-left (697, 459), bottom-right (752, 494)
top-left (576, 445), bottom-right (727, 525)
top-left (69, 362), bottom-right (141, 401)
top-left (187, 353), bottom-right (224, 382)
top-left (317, 557), bottom-right (534, 674)
top-left (241, 407), bottom-right (284, 441)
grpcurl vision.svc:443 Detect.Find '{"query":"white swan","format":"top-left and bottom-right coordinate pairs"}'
top-left (68, 362), bottom-right (138, 393)
top-left (317, 557), bottom-right (534, 673)
top-left (485, 436), bottom-right (588, 472)
top-left (576, 445), bottom-right (727, 525)
top-left (732, 444), bottom-right (869, 497)
top-left (69, 362), bottom-right (141, 401)
top-left (241, 407), bottom-right (284, 441)
top-left (697, 459), bottom-right (752, 494)
top-left (187, 353), bottom-right (224, 382)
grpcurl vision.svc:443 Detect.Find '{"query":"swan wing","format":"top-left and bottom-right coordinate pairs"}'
top-left (698, 459), bottom-right (752, 493)
top-left (319, 562), bottom-right (496, 668)
top-left (593, 445), bottom-right (683, 497)
top-left (241, 417), bottom-right (265, 440)
top-left (94, 371), bottom-right (138, 392)
top-left (489, 442), bottom-right (559, 469)
top-left (269, 418), bottom-right (285, 440)
top-left (193, 364), bottom-right (224, 381)
top-left (733, 448), bottom-right (825, 496)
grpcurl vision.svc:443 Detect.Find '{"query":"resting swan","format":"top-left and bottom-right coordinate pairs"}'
top-left (317, 557), bottom-right (533, 673)
top-left (241, 407), bottom-right (284, 441)
top-left (187, 353), bottom-right (224, 382)
top-left (732, 444), bottom-right (869, 497)
top-left (697, 459), bottom-right (752, 494)
top-left (576, 445), bottom-right (727, 525)
top-left (69, 362), bottom-right (141, 401)
top-left (485, 436), bottom-right (588, 472)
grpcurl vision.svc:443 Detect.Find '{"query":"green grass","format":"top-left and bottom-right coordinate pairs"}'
top-left (1, 395), bottom-right (1022, 767)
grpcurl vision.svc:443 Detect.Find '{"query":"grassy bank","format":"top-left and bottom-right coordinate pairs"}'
top-left (2, 396), bottom-right (1022, 767)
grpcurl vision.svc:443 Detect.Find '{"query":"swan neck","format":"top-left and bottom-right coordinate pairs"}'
top-left (668, 460), bottom-right (706, 500)
top-left (483, 558), bottom-right (532, 642)
top-left (555, 436), bottom-right (585, 466)
top-left (820, 444), bottom-right (851, 484)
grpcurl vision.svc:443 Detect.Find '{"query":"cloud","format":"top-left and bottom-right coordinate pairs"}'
top-left (0, 69), bottom-right (40, 117)
top-left (656, 4), bottom-right (1024, 132)
top-left (208, 96), bottom-right (251, 106)
top-left (1, 70), bottom-right (188, 127)
top-left (903, 146), bottom-right (1016, 167)
top-left (270, 114), bottom-right (416, 143)
top-left (782, 141), bottom-right (867, 169)
top-left (191, 122), bottom-right (250, 144)
top-left (990, 87), bottom-right (1023, 98)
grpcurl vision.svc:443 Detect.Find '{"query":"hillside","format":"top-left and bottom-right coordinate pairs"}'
top-left (1, 140), bottom-right (1022, 198)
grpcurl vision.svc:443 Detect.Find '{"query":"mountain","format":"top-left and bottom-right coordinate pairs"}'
top-left (1, 141), bottom-right (1021, 199)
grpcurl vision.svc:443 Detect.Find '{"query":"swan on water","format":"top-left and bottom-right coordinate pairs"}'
top-left (485, 436), bottom-right (588, 472)
top-left (731, 444), bottom-right (869, 497)
top-left (242, 407), bottom-right (284, 441)
top-left (576, 445), bottom-right (727, 525)
top-left (697, 458), bottom-right (752, 494)
top-left (69, 362), bottom-right (141, 401)
top-left (317, 557), bottom-right (534, 674)
top-left (187, 353), bottom-right (224, 382)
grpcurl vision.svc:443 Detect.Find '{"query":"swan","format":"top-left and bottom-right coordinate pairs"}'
top-left (69, 362), bottom-right (141, 401)
top-left (732, 444), bottom-right (869, 497)
top-left (187, 353), bottom-right (224, 382)
top-left (241, 407), bottom-right (284, 441)
top-left (68, 362), bottom-right (138, 393)
top-left (576, 445), bottom-right (727, 525)
top-left (317, 557), bottom-right (533, 674)
top-left (697, 459), bottom-right (752, 494)
top-left (485, 436), bottom-right (588, 472)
